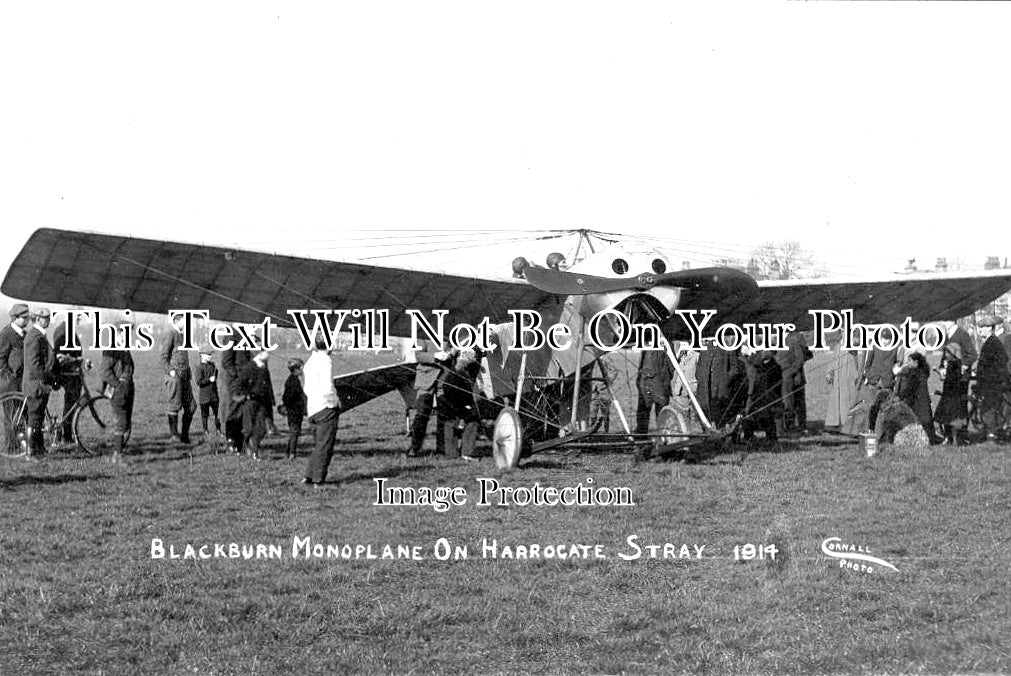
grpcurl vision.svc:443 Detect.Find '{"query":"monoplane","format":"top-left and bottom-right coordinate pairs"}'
top-left (5, 228), bottom-right (1011, 466)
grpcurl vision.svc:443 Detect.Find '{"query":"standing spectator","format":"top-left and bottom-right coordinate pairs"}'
top-left (695, 341), bottom-right (747, 428)
top-left (235, 350), bottom-right (273, 460)
top-left (22, 307), bottom-right (55, 456)
top-left (824, 336), bottom-right (862, 434)
top-left (588, 363), bottom-right (615, 433)
top-left (220, 325), bottom-right (253, 393)
top-left (671, 341), bottom-right (699, 427)
top-left (160, 314), bottom-right (196, 445)
top-left (974, 315), bottom-right (1009, 441)
top-left (634, 349), bottom-right (675, 434)
top-left (439, 348), bottom-right (482, 460)
top-left (776, 330), bottom-right (813, 435)
top-left (741, 348), bottom-right (783, 443)
top-left (221, 325), bottom-right (252, 453)
top-left (0, 303), bottom-right (30, 395)
top-left (195, 349), bottom-right (221, 436)
top-left (944, 320), bottom-right (979, 373)
top-left (406, 349), bottom-right (453, 457)
top-left (99, 329), bottom-right (134, 463)
top-left (281, 357), bottom-right (308, 460)
top-left (862, 345), bottom-right (901, 434)
top-left (1, 304), bottom-right (30, 453)
top-left (1001, 318), bottom-right (1011, 373)
top-left (945, 320), bottom-right (978, 422)
top-left (934, 342), bottom-right (968, 445)
top-left (397, 339), bottom-right (420, 436)
top-left (1001, 319), bottom-right (1011, 427)
top-left (263, 356), bottom-right (279, 438)
top-left (303, 334), bottom-right (341, 486)
top-left (52, 312), bottom-right (88, 446)
top-left (894, 351), bottom-right (938, 444)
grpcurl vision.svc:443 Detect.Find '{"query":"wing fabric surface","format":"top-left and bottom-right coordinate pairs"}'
top-left (7, 228), bottom-right (1011, 338)
top-left (1, 228), bottom-right (555, 332)
top-left (668, 272), bottom-right (1011, 337)
top-left (333, 362), bottom-right (418, 413)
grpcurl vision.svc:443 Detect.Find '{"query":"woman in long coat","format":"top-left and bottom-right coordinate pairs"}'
top-left (895, 351), bottom-right (938, 444)
top-left (824, 339), bottom-right (862, 433)
top-left (934, 342), bottom-right (968, 444)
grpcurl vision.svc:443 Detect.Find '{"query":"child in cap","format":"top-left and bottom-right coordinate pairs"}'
top-left (280, 357), bottom-right (308, 460)
top-left (195, 348), bottom-right (221, 435)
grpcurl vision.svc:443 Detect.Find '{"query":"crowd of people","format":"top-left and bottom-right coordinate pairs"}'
top-left (824, 315), bottom-right (1011, 445)
top-left (632, 317), bottom-right (1011, 447)
top-left (4, 304), bottom-right (1010, 480)
top-left (0, 306), bottom-right (344, 487)
top-left (404, 346), bottom-right (486, 461)
top-left (645, 330), bottom-right (815, 444)
top-left (403, 316), bottom-right (1011, 458)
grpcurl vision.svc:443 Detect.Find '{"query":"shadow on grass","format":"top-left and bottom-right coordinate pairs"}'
top-left (516, 458), bottom-right (571, 470)
top-left (806, 435), bottom-right (860, 448)
top-left (124, 448), bottom-right (215, 464)
top-left (0, 473), bottom-right (106, 488)
top-left (738, 434), bottom-right (859, 454)
top-left (328, 463), bottom-right (440, 486)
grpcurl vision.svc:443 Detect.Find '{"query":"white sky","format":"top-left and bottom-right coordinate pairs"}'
top-left (3, 1), bottom-right (1011, 297)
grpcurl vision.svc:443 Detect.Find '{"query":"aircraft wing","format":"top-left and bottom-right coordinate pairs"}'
top-left (670, 271), bottom-right (1011, 335)
top-left (1, 228), bottom-right (557, 333)
top-left (333, 362), bottom-right (419, 413)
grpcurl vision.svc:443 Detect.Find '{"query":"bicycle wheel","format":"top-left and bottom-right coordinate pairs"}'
top-left (73, 396), bottom-right (123, 456)
top-left (0, 392), bottom-right (30, 458)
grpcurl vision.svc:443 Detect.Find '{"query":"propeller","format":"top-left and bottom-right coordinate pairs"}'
top-left (523, 265), bottom-right (759, 296)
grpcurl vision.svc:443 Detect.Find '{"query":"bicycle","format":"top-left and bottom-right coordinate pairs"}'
top-left (0, 369), bottom-right (127, 458)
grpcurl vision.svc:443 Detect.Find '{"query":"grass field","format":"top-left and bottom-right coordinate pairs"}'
top-left (2, 345), bottom-right (1009, 674)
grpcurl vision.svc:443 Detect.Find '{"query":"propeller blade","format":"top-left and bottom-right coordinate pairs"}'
top-left (652, 267), bottom-right (760, 294)
top-left (522, 266), bottom-right (637, 295)
top-left (524, 265), bottom-right (758, 296)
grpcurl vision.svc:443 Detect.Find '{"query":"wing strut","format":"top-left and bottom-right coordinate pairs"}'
top-left (569, 315), bottom-right (586, 430)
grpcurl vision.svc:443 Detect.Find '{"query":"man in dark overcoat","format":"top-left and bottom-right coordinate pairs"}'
top-left (974, 315), bottom-right (1010, 440)
top-left (221, 326), bottom-right (253, 453)
top-left (695, 341), bottom-right (746, 427)
top-left (53, 313), bottom-right (87, 444)
top-left (0, 303), bottom-right (31, 395)
top-left (22, 307), bottom-right (55, 456)
top-left (634, 348), bottom-right (675, 434)
top-left (0, 304), bottom-right (31, 453)
top-left (775, 330), bottom-right (812, 434)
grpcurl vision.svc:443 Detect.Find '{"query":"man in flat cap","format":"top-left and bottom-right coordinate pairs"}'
top-left (973, 314), bottom-right (1009, 441)
top-left (0, 303), bottom-right (31, 453)
top-left (0, 303), bottom-right (31, 396)
top-left (22, 307), bottom-right (56, 456)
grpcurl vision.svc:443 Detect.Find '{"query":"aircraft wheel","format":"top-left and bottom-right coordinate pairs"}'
top-left (655, 405), bottom-right (690, 450)
top-left (492, 407), bottom-right (523, 469)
